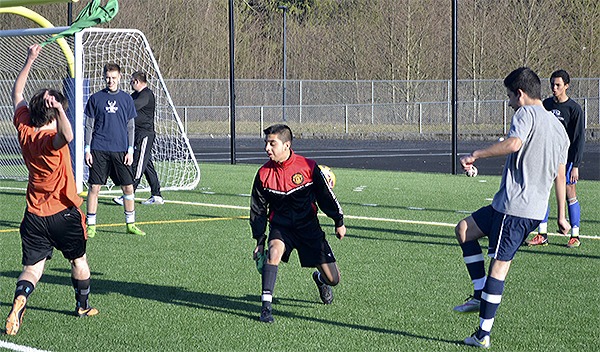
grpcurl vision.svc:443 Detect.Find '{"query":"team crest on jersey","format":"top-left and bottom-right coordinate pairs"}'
top-left (105, 100), bottom-right (118, 113)
top-left (291, 173), bottom-right (304, 185)
top-left (551, 109), bottom-right (564, 121)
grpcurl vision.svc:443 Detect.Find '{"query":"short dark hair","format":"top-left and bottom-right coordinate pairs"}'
top-left (503, 67), bottom-right (541, 100)
top-left (103, 63), bottom-right (121, 75)
top-left (263, 124), bottom-right (293, 143)
top-left (550, 69), bottom-right (570, 85)
top-left (132, 71), bottom-right (148, 83)
top-left (28, 89), bottom-right (68, 127)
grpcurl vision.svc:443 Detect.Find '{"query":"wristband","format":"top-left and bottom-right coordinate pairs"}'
top-left (127, 146), bottom-right (134, 154)
top-left (84, 145), bottom-right (90, 153)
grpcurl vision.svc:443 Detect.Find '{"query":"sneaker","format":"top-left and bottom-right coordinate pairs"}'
top-left (567, 237), bottom-right (581, 248)
top-left (259, 306), bottom-right (274, 323)
top-left (127, 223), bottom-right (146, 236)
top-left (312, 271), bottom-right (333, 304)
top-left (453, 296), bottom-right (480, 313)
top-left (112, 196), bottom-right (124, 206)
top-left (87, 225), bottom-right (97, 239)
top-left (5, 296), bottom-right (27, 335)
top-left (526, 234), bottom-right (548, 246)
top-left (142, 196), bottom-right (164, 205)
top-left (76, 306), bottom-right (99, 317)
top-left (464, 332), bottom-right (491, 348)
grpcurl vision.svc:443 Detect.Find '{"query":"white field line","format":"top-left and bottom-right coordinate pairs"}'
top-left (0, 340), bottom-right (51, 352)
top-left (0, 187), bottom-right (596, 239)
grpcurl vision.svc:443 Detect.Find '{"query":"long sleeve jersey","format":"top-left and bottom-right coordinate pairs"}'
top-left (543, 97), bottom-right (585, 167)
top-left (250, 151), bottom-right (344, 241)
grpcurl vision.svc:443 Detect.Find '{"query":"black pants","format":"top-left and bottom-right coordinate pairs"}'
top-left (132, 133), bottom-right (162, 196)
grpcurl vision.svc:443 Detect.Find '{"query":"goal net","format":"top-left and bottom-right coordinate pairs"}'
top-left (0, 27), bottom-right (200, 193)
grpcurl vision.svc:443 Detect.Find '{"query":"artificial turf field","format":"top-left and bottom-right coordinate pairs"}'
top-left (0, 163), bottom-right (598, 351)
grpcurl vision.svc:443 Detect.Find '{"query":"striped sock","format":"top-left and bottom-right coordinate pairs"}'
top-left (460, 240), bottom-right (486, 300)
top-left (477, 276), bottom-right (505, 338)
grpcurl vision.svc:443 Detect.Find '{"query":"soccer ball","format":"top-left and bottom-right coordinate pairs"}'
top-left (465, 165), bottom-right (478, 177)
top-left (319, 165), bottom-right (336, 189)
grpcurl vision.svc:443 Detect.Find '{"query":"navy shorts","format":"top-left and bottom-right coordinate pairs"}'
top-left (20, 206), bottom-right (87, 265)
top-left (268, 220), bottom-right (336, 267)
top-left (88, 150), bottom-right (134, 186)
top-left (472, 205), bottom-right (540, 261)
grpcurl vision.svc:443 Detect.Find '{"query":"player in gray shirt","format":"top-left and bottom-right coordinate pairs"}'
top-left (452, 67), bottom-right (570, 348)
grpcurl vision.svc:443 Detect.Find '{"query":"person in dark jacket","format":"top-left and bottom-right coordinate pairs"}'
top-left (250, 124), bottom-right (346, 323)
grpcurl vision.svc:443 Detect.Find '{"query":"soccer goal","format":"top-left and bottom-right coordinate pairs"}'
top-left (0, 27), bottom-right (200, 193)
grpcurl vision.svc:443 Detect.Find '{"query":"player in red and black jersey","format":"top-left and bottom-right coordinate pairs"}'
top-left (250, 124), bottom-right (346, 323)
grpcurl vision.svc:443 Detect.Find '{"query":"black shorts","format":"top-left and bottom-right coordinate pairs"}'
top-left (88, 150), bottom-right (134, 186)
top-left (20, 206), bottom-right (87, 265)
top-left (269, 220), bottom-right (336, 267)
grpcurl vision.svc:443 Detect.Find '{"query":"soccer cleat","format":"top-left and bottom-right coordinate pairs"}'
top-left (453, 296), bottom-right (480, 313)
top-left (142, 196), bottom-right (164, 205)
top-left (567, 237), bottom-right (581, 248)
top-left (464, 332), bottom-right (491, 348)
top-left (259, 306), bottom-right (274, 323)
top-left (5, 296), bottom-right (27, 336)
top-left (76, 306), bottom-right (99, 317)
top-left (87, 225), bottom-right (97, 239)
top-left (112, 196), bottom-right (124, 206)
top-left (312, 271), bottom-right (333, 304)
top-left (127, 223), bottom-right (146, 236)
top-left (526, 234), bottom-right (548, 247)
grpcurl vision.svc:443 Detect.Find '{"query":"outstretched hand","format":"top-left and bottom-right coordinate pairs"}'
top-left (460, 154), bottom-right (476, 172)
top-left (27, 44), bottom-right (42, 62)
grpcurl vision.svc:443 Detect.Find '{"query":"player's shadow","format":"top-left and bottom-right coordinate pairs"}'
top-left (0, 269), bottom-right (460, 346)
top-left (324, 224), bottom-right (458, 248)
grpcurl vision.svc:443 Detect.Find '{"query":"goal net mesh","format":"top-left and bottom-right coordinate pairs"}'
top-left (0, 28), bottom-right (200, 192)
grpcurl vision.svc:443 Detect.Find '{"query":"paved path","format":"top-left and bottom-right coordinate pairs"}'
top-left (190, 138), bottom-right (600, 181)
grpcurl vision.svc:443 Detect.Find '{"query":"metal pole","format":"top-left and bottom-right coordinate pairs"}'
top-left (67, 2), bottom-right (73, 25)
top-left (228, 0), bottom-right (236, 164)
top-left (278, 5), bottom-right (287, 122)
top-left (451, 0), bottom-right (458, 175)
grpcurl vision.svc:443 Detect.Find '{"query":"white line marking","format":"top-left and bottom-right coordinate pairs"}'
top-left (0, 187), bottom-right (597, 240)
top-left (0, 340), bottom-right (51, 352)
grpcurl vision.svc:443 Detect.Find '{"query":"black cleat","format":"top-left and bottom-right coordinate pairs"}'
top-left (312, 271), bottom-right (333, 304)
top-left (259, 306), bottom-right (274, 323)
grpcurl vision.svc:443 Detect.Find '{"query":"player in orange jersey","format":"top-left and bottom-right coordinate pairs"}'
top-left (6, 44), bottom-right (98, 336)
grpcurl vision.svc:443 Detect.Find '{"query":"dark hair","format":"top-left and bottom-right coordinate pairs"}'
top-left (103, 63), bottom-right (121, 75)
top-left (28, 89), bottom-right (68, 127)
top-left (263, 124), bottom-right (293, 143)
top-left (131, 71), bottom-right (148, 83)
top-left (503, 67), bottom-right (541, 100)
top-left (550, 69), bottom-right (570, 85)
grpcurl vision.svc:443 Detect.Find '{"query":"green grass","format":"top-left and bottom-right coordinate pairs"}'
top-left (0, 164), bottom-right (598, 351)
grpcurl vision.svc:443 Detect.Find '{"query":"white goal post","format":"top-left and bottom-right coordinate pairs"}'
top-left (0, 27), bottom-right (200, 193)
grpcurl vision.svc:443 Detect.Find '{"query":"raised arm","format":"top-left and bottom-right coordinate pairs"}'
top-left (12, 44), bottom-right (42, 111)
top-left (46, 94), bottom-right (74, 150)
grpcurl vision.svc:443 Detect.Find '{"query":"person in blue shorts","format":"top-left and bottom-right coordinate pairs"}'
top-left (452, 67), bottom-right (570, 348)
top-left (526, 69), bottom-right (585, 248)
top-left (84, 63), bottom-right (145, 237)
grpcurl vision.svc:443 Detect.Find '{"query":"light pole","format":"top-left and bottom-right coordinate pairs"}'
top-left (278, 5), bottom-right (287, 121)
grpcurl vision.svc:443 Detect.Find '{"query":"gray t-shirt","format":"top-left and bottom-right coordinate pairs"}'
top-left (492, 104), bottom-right (569, 220)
